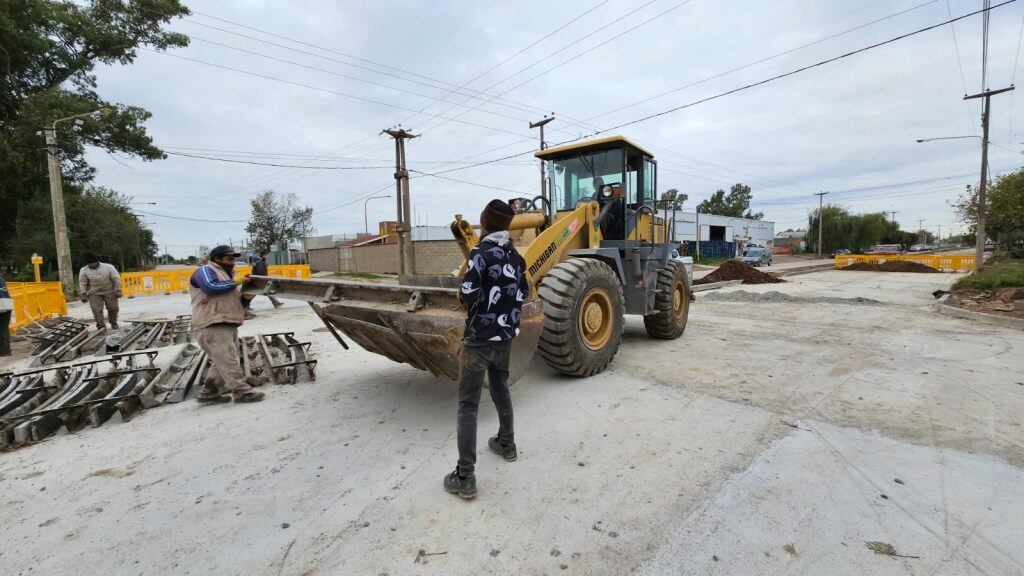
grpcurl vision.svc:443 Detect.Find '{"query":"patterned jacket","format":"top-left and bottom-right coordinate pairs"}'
top-left (459, 231), bottom-right (529, 346)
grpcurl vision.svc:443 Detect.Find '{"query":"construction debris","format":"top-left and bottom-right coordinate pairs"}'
top-left (694, 260), bottom-right (785, 285)
top-left (0, 328), bottom-right (315, 451)
top-left (25, 316), bottom-right (191, 366)
top-left (841, 261), bottom-right (940, 273)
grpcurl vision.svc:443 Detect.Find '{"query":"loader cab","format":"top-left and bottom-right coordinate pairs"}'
top-left (538, 136), bottom-right (658, 242)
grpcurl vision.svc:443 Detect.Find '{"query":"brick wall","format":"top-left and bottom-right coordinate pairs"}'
top-left (412, 241), bottom-right (464, 275)
top-left (308, 247), bottom-right (341, 272)
top-left (338, 241), bottom-right (464, 275)
top-left (352, 244), bottom-right (399, 274)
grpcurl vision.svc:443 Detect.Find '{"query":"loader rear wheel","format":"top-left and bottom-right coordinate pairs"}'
top-left (643, 260), bottom-right (690, 339)
top-left (537, 258), bottom-right (624, 377)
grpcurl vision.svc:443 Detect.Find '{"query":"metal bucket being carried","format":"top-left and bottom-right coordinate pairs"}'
top-left (245, 276), bottom-right (544, 384)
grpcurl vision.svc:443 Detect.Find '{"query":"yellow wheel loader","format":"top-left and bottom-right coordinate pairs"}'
top-left (246, 136), bottom-right (689, 382)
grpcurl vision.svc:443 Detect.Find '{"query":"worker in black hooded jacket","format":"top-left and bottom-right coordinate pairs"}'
top-left (444, 199), bottom-right (529, 500)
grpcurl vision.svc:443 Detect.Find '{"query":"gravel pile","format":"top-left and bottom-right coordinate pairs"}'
top-left (699, 290), bottom-right (882, 306)
top-left (694, 260), bottom-right (785, 285)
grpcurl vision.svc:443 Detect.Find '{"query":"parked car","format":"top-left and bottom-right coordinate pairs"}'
top-left (867, 244), bottom-right (903, 255)
top-left (984, 242), bottom-right (998, 252)
top-left (742, 246), bottom-right (772, 267)
top-left (670, 249), bottom-right (694, 283)
top-left (829, 249), bottom-right (852, 258)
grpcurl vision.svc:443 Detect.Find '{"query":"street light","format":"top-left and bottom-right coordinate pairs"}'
top-left (363, 195), bottom-right (392, 235)
top-left (44, 107), bottom-right (113, 296)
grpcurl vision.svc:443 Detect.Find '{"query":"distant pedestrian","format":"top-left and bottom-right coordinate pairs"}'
top-left (241, 249), bottom-right (283, 316)
top-left (189, 245), bottom-right (265, 404)
top-left (0, 275), bottom-right (13, 356)
top-left (444, 199), bottom-right (528, 500)
top-left (78, 254), bottom-right (122, 330)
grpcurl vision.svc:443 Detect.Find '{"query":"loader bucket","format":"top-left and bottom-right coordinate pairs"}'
top-left (245, 277), bottom-right (544, 384)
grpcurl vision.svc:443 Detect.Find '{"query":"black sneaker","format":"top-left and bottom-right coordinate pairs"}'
top-left (488, 436), bottom-right (517, 462)
top-left (443, 469), bottom-right (477, 499)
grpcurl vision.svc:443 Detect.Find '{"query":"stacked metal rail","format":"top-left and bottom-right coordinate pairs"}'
top-left (0, 351), bottom-right (161, 448)
top-left (0, 329), bottom-right (315, 451)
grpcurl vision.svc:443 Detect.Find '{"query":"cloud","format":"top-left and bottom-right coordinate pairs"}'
top-left (82, 0), bottom-right (1024, 254)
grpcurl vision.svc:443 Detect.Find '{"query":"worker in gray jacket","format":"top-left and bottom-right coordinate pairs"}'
top-left (78, 255), bottom-right (122, 330)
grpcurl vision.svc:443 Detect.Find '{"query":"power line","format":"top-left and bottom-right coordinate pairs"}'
top-left (944, 0), bottom-right (980, 134)
top-left (411, 0), bottom-right (663, 135)
top-left (581, 1), bottom-right (1017, 137)
top-left (572, 0), bottom-right (940, 126)
top-left (183, 16), bottom-right (553, 119)
top-left (164, 151), bottom-right (392, 169)
top-left (416, 2), bottom-right (1016, 180)
top-left (187, 35), bottom-right (532, 125)
top-left (143, 49), bottom-right (534, 139)
top-left (398, 0), bottom-right (610, 128)
top-left (408, 169), bottom-right (526, 194)
top-left (133, 209), bottom-right (246, 223)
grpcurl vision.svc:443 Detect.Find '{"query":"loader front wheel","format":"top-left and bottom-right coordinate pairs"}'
top-left (643, 260), bottom-right (690, 339)
top-left (537, 258), bottom-right (624, 377)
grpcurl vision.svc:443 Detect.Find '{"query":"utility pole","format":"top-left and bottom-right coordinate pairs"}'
top-left (964, 86), bottom-right (1013, 270)
top-left (43, 108), bottom-right (111, 296)
top-left (814, 192), bottom-right (828, 258)
top-left (917, 220), bottom-right (925, 243)
top-left (529, 115), bottom-right (555, 214)
top-left (43, 126), bottom-right (74, 295)
top-left (889, 210), bottom-right (899, 224)
top-left (383, 127), bottom-right (418, 278)
top-left (694, 207), bottom-right (700, 261)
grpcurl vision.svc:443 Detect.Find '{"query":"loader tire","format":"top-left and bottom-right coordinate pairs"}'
top-left (643, 260), bottom-right (690, 339)
top-left (537, 258), bottom-right (624, 377)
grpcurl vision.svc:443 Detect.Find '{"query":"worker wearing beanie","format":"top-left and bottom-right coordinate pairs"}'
top-left (444, 199), bottom-right (529, 499)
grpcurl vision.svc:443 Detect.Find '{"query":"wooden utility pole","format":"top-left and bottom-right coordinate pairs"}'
top-left (814, 192), bottom-right (828, 258)
top-left (964, 86), bottom-right (1013, 270)
top-left (43, 126), bottom-right (74, 295)
top-left (889, 210), bottom-right (898, 224)
top-left (529, 115), bottom-right (555, 213)
top-left (383, 128), bottom-right (418, 278)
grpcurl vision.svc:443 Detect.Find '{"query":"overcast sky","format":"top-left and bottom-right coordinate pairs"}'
top-left (84, 0), bottom-right (1024, 256)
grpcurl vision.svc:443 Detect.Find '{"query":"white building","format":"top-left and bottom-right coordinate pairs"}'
top-left (670, 212), bottom-right (775, 248)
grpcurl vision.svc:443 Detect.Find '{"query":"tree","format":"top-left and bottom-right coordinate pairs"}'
top-left (953, 169), bottom-right (1024, 243)
top-left (0, 0), bottom-right (189, 269)
top-left (9, 186), bottom-right (157, 278)
top-left (805, 205), bottom-right (900, 253)
top-left (656, 188), bottom-right (688, 211)
top-left (696, 183), bottom-right (763, 219)
top-left (246, 190), bottom-right (316, 251)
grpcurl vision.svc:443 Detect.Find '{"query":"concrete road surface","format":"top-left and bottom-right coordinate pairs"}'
top-left (1, 270), bottom-right (1021, 575)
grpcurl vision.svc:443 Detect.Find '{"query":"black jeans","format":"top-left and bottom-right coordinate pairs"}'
top-left (0, 311), bottom-right (11, 354)
top-left (457, 340), bottom-right (514, 477)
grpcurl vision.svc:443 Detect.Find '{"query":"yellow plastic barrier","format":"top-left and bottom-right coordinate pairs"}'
top-left (7, 282), bottom-right (68, 333)
top-left (834, 254), bottom-right (975, 272)
top-left (120, 265), bottom-right (311, 296)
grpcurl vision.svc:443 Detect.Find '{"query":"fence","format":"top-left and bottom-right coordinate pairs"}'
top-left (682, 241), bottom-right (737, 259)
top-left (7, 282), bottom-right (67, 333)
top-left (120, 265), bottom-right (311, 296)
top-left (833, 254), bottom-right (975, 272)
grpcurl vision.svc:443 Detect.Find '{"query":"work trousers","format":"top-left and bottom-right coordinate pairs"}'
top-left (0, 311), bottom-right (11, 354)
top-left (88, 293), bottom-right (119, 328)
top-left (457, 340), bottom-right (514, 477)
top-left (194, 323), bottom-right (253, 399)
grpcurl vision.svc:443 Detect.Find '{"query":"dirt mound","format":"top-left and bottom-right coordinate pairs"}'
top-left (694, 260), bottom-right (785, 285)
top-left (841, 261), bottom-right (940, 273)
top-left (995, 287), bottom-right (1024, 303)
